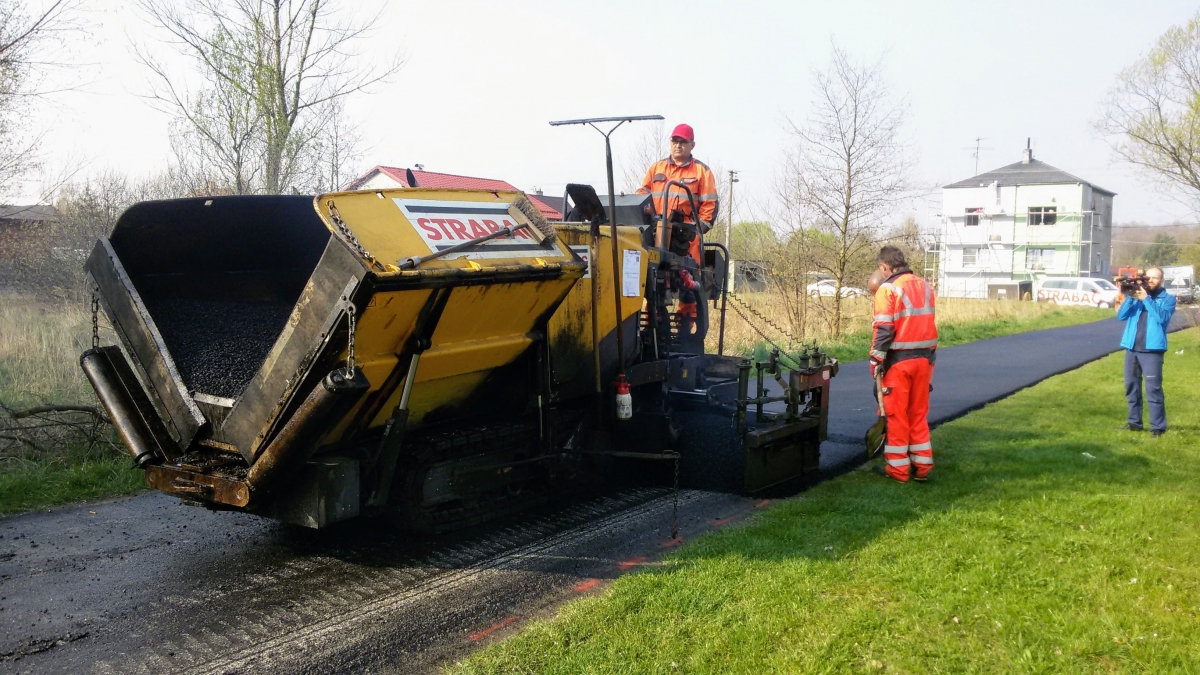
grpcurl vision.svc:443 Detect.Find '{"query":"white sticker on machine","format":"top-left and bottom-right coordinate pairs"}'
top-left (569, 245), bottom-right (590, 278)
top-left (392, 198), bottom-right (566, 260)
top-left (622, 249), bottom-right (641, 297)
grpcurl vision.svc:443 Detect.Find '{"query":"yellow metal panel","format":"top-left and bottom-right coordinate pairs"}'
top-left (547, 224), bottom-right (646, 376)
top-left (407, 371), bottom-right (490, 425)
top-left (314, 188), bottom-right (578, 273)
top-left (368, 370), bottom-right (491, 428)
top-left (431, 281), bottom-right (573, 345)
top-left (305, 190), bottom-right (589, 440)
top-left (354, 289), bottom-right (432, 356)
top-left (416, 334), bottom-right (534, 383)
top-left (357, 355), bottom-right (399, 393)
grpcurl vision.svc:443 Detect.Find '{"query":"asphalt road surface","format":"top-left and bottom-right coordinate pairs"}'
top-left (2, 311), bottom-right (1196, 674)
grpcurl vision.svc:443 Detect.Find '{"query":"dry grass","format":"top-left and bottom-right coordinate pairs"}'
top-left (0, 293), bottom-right (105, 410)
top-left (0, 293), bottom-right (124, 461)
top-left (708, 291), bottom-right (1110, 361)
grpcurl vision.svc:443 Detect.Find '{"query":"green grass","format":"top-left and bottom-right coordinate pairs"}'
top-left (749, 304), bottom-right (1111, 365)
top-left (1, 296), bottom-right (146, 517)
top-left (455, 329), bottom-right (1200, 673)
top-left (0, 453), bottom-right (146, 516)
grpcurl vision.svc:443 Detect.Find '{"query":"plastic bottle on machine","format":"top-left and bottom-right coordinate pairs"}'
top-left (614, 376), bottom-right (632, 420)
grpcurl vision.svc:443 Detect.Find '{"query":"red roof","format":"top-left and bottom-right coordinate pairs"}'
top-left (348, 166), bottom-right (561, 218)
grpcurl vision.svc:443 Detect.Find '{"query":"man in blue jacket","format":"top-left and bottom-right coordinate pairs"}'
top-left (1117, 267), bottom-right (1176, 437)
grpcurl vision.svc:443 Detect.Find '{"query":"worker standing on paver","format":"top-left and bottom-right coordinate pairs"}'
top-left (1117, 266), bottom-right (1176, 437)
top-left (870, 246), bottom-right (938, 483)
top-left (638, 123), bottom-right (719, 266)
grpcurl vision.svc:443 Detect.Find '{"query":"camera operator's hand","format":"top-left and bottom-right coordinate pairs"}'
top-left (1134, 287), bottom-right (1149, 301)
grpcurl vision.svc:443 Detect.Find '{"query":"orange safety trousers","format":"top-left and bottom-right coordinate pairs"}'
top-left (882, 358), bottom-right (934, 482)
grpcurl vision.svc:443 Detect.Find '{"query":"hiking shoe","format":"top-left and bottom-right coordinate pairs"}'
top-left (1151, 429), bottom-right (1165, 438)
top-left (1122, 423), bottom-right (1144, 432)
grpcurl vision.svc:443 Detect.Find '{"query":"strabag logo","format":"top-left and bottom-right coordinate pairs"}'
top-left (392, 198), bottom-right (565, 261)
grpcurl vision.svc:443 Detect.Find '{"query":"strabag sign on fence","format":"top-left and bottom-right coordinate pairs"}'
top-left (392, 198), bottom-right (568, 261)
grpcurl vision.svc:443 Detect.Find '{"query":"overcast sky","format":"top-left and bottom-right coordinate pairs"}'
top-left (20, 0), bottom-right (1200, 230)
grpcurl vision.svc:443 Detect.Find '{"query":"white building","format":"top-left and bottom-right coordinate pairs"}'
top-left (937, 147), bottom-right (1114, 298)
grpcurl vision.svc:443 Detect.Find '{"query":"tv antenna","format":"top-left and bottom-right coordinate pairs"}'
top-left (963, 136), bottom-right (992, 176)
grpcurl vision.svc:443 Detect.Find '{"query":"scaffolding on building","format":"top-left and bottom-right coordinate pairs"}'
top-left (936, 209), bottom-right (1107, 298)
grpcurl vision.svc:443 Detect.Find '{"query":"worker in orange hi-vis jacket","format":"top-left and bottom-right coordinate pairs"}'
top-left (637, 123), bottom-right (719, 266)
top-left (676, 268), bottom-right (700, 335)
top-left (869, 245), bottom-right (938, 483)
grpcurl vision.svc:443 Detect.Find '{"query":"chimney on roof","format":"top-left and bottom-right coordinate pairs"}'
top-left (1022, 137), bottom-right (1032, 164)
top-left (535, 188), bottom-right (544, 195)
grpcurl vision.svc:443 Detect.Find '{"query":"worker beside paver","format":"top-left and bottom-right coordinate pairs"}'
top-left (638, 123), bottom-right (719, 266)
top-left (870, 246), bottom-right (938, 483)
top-left (1118, 266), bottom-right (1176, 437)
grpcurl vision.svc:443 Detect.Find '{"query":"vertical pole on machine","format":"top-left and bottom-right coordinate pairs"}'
top-left (603, 132), bottom-right (626, 380)
top-left (590, 219), bottom-right (603, 400)
top-left (548, 115), bottom-right (663, 414)
top-left (725, 170), bottom-right (738, 296)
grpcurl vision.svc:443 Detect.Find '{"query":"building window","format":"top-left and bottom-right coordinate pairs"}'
top-left (963, 247), bottom-right (979, 266)
top-left (1026, 248), bottom-right (1055, 270)
top-left (964, 208), bottom-right (982, 226)
top-left (1028, 206), bottom-right (1057, 225)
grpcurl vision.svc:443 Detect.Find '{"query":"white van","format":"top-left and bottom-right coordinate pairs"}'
top-left (1036, 277), bottom-right (1120, 308)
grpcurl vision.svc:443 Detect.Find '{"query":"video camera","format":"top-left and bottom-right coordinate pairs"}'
top-left (1115, 274), bottom-right (1149, 294)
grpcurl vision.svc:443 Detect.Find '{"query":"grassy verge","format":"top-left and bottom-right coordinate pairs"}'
top-left (821, 301), bottom-right (1111, 364)
top-left (1, 295), bottom-right (144, 516)
top-left (456, 329), bottom-right (1200, 673)
top-left (0, 453), bottom-right (145, 516)
top-left (729, 296), bottom-right (1111, 364)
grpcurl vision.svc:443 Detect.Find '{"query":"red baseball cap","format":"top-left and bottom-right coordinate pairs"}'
top-left (670, 124), bottom-right (694, 142)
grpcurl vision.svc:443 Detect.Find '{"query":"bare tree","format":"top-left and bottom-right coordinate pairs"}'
top-left (1097, 11), bottom-right (1200, 209)
top-left (0, 0), bottom-right (76, 197)
top-left (620, 119), bottom-right (666, 193)
top-left (137, 0), bottom-right (399, 195)
top-left (48, 169), bottom-right (186, 296)
top-left (163, 27), bottom-right (264, 195)
top-left (293, 95), bottom-right (363, 192)
top-left (761, 229), bottom-right (808, 338)
top-left (781, 44), bottom-right (913, 335)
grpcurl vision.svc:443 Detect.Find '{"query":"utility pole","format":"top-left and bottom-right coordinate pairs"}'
top-left (725, 170), bottom-right (739, 293)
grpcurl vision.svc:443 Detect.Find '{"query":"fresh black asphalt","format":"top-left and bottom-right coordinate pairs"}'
top-left (2, 311), bottom-right (1196, 673)
top-left (819, 309), bottom-right (1200, 473)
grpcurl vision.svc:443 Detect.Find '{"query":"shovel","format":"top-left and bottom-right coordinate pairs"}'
top-left (865, 369), bottom-right (887, 459)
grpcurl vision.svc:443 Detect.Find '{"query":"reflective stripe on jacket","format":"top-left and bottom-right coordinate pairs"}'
top-left (638, 157), bottom-right (719, 225)
top-left (871, 269), bottom-right (938, 362)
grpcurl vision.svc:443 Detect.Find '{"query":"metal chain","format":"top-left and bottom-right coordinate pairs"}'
top-left (726, 293), bottom-right (804, 369)
top-left (344, 296), bottom-right (357, 376)
top-left (327, 200), bottom-right (384, 271)
top-left (728, 291), bottom-right (803, 348)
top-left (91, 291), bottom-right (100, 350)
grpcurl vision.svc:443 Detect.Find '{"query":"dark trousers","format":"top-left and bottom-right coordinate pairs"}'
top-left (1125, 350), bottom-right (1166, 432)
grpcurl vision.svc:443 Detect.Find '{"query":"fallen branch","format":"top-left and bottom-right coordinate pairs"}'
top-left (8, 404), bottom-right (111, 425)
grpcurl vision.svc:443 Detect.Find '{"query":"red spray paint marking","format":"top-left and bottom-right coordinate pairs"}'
top-left (617, 556), bottom-right (648, 571)
top-left (468, 616), bottom-right (518, 642)
top-left (660, 537), bottom-right (683, 548)
top-left (573, 579), bottom-right (600, 592)
top-left (754, 499), bottom-right (771, 508)
top-left (712, 517), bottom-right (737, 527)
